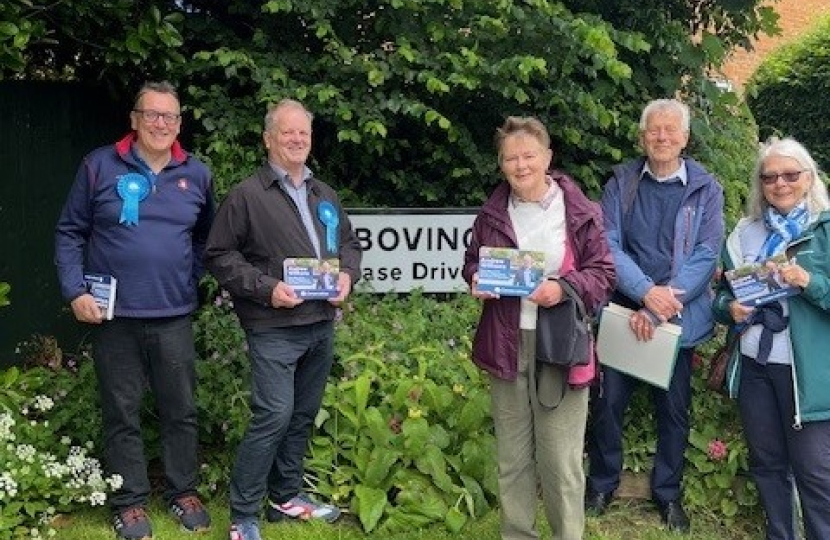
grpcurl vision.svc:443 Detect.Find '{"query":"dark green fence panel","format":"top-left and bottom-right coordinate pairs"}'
top-left (0, 82), bottom-right (124, 366)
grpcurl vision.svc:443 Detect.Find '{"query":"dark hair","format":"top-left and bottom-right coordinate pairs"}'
top-left (133, 81), bottom-right (179, 109)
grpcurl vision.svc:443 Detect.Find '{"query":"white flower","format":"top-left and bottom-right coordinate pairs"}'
top-left (89, 491), bottom-right (107, 506)
top-left (15, 443), bottom-right (37, 463)
top-left (0, 412), bottom-right (14, 441)
top-left (0, 471), bottom-right (19, 499)
top-left (108, 474), bottom-right (124, 490)
top-left (32, 395), bottom-right (54, 412)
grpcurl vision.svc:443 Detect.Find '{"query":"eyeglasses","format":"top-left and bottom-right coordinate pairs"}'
top-left (133, 109), bottom-right (181, 125)
top-left (759, 170), bottom-right (807, 185)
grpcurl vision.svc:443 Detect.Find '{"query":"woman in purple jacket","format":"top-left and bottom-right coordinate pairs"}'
top-left (462, 116), bottom-right (615, 540)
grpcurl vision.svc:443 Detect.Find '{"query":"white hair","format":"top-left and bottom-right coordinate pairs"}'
top-left (746, 137), bottom-right (830, 219)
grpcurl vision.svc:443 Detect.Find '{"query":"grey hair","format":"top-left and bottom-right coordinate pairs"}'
top-left (639, 99), bottom-right (690, 133)
top-left (746, 136), bottom-right (830, 219)
top-left (133, 81), bottom-right (179, 109)
top-left (746, 137), bottom-right (830, 219)
top-left (264, 99), bottom-right (314, 131)
top-left (494, 116), bottom-right (551, 163)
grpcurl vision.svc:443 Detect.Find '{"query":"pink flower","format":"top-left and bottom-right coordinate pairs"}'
top-left (707, 439), bottom-right (728, 461)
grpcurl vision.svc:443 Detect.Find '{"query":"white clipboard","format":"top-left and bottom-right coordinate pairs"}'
top-left (596, 302), bottom-right (682, 389)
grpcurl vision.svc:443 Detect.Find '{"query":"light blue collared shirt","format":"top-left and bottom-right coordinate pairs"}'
top-left (642, 159), bottom-right (688, 185)
top-left (270, 162), bottom-right (321, 258)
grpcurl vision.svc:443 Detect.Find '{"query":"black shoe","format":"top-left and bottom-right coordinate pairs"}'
top-left (584, 489), bottom-right (613, 515)
top-left (658, 500), bottom-right (690, 533)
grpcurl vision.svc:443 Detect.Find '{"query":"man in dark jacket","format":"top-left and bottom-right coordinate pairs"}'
top-left (55, 81), bottom-right (214, 540)
top-left (205, 99), bottom-right (361, 540)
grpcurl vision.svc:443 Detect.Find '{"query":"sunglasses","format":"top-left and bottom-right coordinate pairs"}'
top-left (759, 170), bottom-right (806, 185)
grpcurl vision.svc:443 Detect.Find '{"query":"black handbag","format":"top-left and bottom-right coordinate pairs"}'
top-left (535, 279), bottom-right (592, 368)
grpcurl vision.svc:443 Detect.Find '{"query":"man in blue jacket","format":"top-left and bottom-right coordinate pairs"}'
top-left (584, 99), bottom-right (724, 532)
top-left (55, 81), bottom-right (214, 540)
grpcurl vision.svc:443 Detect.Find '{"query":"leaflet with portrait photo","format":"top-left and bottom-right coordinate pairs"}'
top-left (725, 253), bottom-right (800, 307)
top-left (476, 247), bottom-right (545, 297)
top-left (283, 257), bottom-right (340, 299)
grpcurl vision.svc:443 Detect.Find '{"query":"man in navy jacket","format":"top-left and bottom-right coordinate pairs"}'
top-left (55, 81), bottom-right (214, 540)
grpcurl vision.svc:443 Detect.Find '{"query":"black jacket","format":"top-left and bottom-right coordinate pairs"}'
top-left (204, 164), bottom-right (361, 329)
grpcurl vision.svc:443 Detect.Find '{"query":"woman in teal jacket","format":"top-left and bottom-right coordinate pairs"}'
top-left (713, 137), bottom-right (830, 540)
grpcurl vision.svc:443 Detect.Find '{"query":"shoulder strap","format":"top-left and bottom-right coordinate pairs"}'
top-left (558, 279), bottom-right (588, 322)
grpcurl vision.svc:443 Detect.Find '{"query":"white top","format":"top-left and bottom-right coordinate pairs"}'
top-left (508, 182), bottom-right (567, 330)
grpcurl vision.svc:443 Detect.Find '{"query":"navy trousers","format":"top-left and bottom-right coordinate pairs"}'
top-left (92, 315), bottom-right (199, 510)
top-left (587, 347), bottom-right (694, 505)
top-left (738, 356), bottom-right (830, 540)
top-left (229, 321), bottom-right (335, 522)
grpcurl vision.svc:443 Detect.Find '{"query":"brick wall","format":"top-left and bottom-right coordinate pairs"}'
top-left (719, 0), bottom-right (830, 92)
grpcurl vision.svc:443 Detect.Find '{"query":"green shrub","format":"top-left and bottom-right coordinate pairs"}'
top-left (746, 14), bottom-right (830, 173)
top-left (688, 91), bottom-right (758, 230)
top-left (311, 292), bottom-right (495, 533)
top-left (0, 366), bottom-right (119, 539)
top-left (7, 290), bottom-right (764, 534)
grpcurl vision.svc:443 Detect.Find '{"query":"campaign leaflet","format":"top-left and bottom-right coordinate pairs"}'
top-left (476, 247), bottom-right (545, 297)
top-left (84, 272), bottom-right (117, 320)
top-left (725, 253), bottom-right (800, 307)
top-left (283, 257), bottom-right (340, 299)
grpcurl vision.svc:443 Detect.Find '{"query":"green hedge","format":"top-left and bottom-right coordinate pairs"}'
top-left (746, 14), bottom-right (830, 172)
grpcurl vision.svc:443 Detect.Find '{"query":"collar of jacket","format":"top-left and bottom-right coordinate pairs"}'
top-left (480, 170), bottom-right (598, 231)
top-left (114, 132), bottom-right (187, 163)
top-left (256, 163), bottom-right (323, 197)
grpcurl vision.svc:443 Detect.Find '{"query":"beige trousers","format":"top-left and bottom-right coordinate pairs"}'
top-left (490, 330), bottom-right (589, 540)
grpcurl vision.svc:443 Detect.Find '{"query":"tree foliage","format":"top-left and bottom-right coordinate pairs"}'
top-left (746, 14), bottom-right (830, 174)
top-left (2, 0), bottom-right (775, 205)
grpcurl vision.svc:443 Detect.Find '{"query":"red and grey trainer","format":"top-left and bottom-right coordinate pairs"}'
top-left (113, 506), bottom-right (152, 540)
top-left (265, 493), bottom-right (341, 523)
top-left (169, 494), bottom-right (211, 532)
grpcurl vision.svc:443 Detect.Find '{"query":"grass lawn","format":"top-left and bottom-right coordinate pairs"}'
top-left (53, 497), bottom-right (763, 540)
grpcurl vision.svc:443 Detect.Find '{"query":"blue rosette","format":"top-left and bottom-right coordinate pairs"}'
top-left (116, 173), bottom-right (151, 226)
top-left (317, 201), bottom-right (339, 255)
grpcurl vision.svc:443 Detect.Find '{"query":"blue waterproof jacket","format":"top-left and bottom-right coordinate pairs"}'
top-left (600, 157), bottom-right (724, 347)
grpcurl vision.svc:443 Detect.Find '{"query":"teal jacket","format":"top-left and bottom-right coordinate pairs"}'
top-left (713, 211), bottom-right (830, 427)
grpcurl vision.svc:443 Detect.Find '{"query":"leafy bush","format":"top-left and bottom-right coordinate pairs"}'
top-left (0, 366), bottom-right (119, 539)
top-left (8, 289), bottom-right (765, 534)
top-left (310, 292), bottom-right (495, 533)
top-left (688, 91), bottom-right (758, 229)
top-left (746, 14), bottom-right (830, 173)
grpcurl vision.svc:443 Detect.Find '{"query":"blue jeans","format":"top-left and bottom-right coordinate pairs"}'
top-left (229, 321), bottom-right (335, 522)
top-left (92, 316), bottom-right (199, 510)
top-left (738, 356), bottom-right (830, 540)
top-left (587, 347), bottom-right (694, 505)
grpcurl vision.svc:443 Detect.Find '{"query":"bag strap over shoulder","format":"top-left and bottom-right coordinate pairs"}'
top-left (557, 278), bottom-right (589, 323)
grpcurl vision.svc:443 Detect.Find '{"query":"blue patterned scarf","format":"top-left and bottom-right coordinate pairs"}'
top-left (758, 202), bottom-right (809, 259)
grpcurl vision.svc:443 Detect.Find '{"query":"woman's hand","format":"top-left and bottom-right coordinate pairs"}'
top-left (728, 300), bottom-right (754, 324)
top-left (470, 272), bottom-right (500, 300)
top-left (778, 261), bottom-right (811, 289)
top-left (528, 279), bottom-right (564, 307)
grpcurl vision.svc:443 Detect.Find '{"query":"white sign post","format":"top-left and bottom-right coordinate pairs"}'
top-left (349, 209), bottom-right (477, 293)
